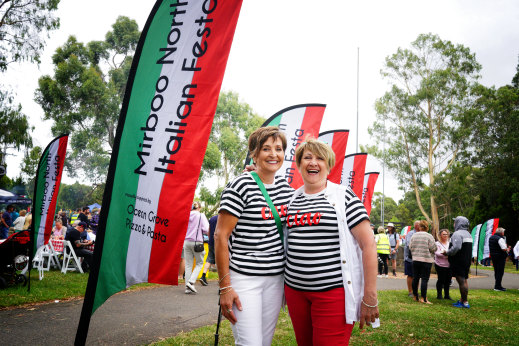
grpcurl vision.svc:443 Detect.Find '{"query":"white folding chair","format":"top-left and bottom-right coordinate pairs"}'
top-left (61, 241), bottom-right (84, 274)
top-left (32, 245), bottom-right (52, 280)
top-left (47, 240), bottom-right (63, 270)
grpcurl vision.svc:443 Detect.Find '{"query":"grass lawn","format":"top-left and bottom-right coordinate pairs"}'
top-left (471, 260), bottom-right (519, 274)
top-left (154, 289), bottom-right (519, 345)
top-left (0, 269), bottom-right (218, 309)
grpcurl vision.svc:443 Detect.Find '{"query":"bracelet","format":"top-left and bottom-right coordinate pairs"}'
top-left (219, 285), bottom-right (232, 291)
top-left (218, 272), bottom-right (230, 284)
top-left (362, 299), bottom-right (378, 308)
top-left (219, 287), bottom-right (233, 296)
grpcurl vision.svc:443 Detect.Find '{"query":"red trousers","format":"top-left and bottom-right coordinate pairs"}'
top-left (284, 285), bottom-right (354, 345)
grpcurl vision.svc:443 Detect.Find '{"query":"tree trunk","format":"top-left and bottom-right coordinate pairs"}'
top-left (430, 195), bottom-right (440, 239)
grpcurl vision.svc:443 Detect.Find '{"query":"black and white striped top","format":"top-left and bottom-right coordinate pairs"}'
top-left (219, 173), bottom-right (294, 276)
top-left (284, 187), bottom-right (369, 291)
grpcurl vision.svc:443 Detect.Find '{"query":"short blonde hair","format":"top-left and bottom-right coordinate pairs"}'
top-left (19, 210), bottom-right (27, 216)
top-left (419, 220), bottom-right (429, 232)
top-left (295, 137), bottom-right (335, 172)
top-left (249, 126), bottom-right (287, 160)
top-left (377, 226), bottom-right (385, 234)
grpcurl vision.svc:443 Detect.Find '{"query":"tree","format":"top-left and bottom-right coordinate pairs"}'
top-left (0, 90), bottom-right (34, 170)
top-left (369, 192), bottom-right (398, 226)
top-left (467, 65), bottom-right (519, 245)
top-left (198, 91), bottom-right (264, 213)
top-left (20, 145), bottom-right (42, 197)
top-left (57, 181), bottom-right (102, 211)
top-left (0, 0), bottom-right (60, 174)
top-left (35, 16), bottom-right (139, 184)
top-left (367, 33), bottom-right (482, 238)
top-left (0, 0), bottom-right (60, 72)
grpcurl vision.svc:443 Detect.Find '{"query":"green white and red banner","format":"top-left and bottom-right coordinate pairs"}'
top-left (318, 130), bottom-right (349, 184)
top-left (31, 134), bottom-right (68, 254)
top-left (77, 1), bottom-right (243, 341)
top-left (340, 153), bottom-right (367, 198)
top-left (245, 104), bottom-right (325, 189)
top-left (361, 172), bottom-right (379, 215)
top-left (400, 225), bottom-right (412, 237)
top-left (480, 218), bottom-right (499, 260)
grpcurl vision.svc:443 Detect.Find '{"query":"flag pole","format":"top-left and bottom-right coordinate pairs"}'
top-left (356, 47), bottom-right (359, 153)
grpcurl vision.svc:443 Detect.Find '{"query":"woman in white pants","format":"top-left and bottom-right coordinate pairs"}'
top-left (183, 201), bottom-right (209, 294)
top-left (215, 127), bottom-right (294, 345)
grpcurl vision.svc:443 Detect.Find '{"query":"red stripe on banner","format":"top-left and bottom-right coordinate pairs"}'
top-left (148, 1), bottom-right (243, 284)
top-left (43, 136), bottom-right (68, 245)
top-left (328, 132), bottom-right (349, 184)
top-left (491, 219), bottom-right (499, 235)
top-left (363, 173), bottom-right (379, 215)
top-left (289, 107), bottom-right (325, 189)
top-left (351, 154), bottom-right (367, 198)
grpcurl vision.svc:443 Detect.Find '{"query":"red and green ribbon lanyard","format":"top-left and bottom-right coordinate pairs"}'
top-left (250, 172), bottom-right (284, 245)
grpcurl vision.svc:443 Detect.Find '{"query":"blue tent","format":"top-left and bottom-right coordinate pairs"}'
top-left (88, 203), bottom-right (101, 210)
top-left (0, 189), bottom-right (31, 205)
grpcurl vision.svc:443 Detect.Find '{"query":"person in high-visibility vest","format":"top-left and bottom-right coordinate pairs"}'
top-left (375, 226), bottom-right (391, 277)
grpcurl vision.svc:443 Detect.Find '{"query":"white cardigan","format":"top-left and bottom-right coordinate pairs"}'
top-left (285, 181), bottom-right (364, 324)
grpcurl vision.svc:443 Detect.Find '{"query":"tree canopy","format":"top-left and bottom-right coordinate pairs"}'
top-left (0, 0), bottom-right (60, 72)
top-left (368, 33), bottom-right (482, 238)
top-left (0, 0), bottom-right (60, 175)
top-left (35, 16), bottom-right (139, 184)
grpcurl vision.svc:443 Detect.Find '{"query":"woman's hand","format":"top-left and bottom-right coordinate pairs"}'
top-left (358, 296), bottom-right (379, 329)
top-left (220, 288), bottom-right (242, 324)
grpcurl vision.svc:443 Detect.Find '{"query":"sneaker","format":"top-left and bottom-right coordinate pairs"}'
top-left (462, 302), bottom-right (470, 308)
top-left (186, 281), bottom-right (197, 293)
top-left (384, 274), bottom-right (388, 278)
top-left (494, 287), bottom-right (507, 292)
top-left (408, 293), bottom-right (414, 298)
top-left (185, 289), bottom-right (192, 294)
top-left (452, 300), bottom-right (463, 308)
top-left (377, 274), bottom-right (383, 278)
top-left (199, 276), bottom-right (208, 286)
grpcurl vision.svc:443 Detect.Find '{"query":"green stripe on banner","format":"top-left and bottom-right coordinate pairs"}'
top-left (268, 114), bottom-right (282, 127)
top-left (478, 222), bottom-right (487, 261)
top-left (93, 1), bottom-right (172, 312)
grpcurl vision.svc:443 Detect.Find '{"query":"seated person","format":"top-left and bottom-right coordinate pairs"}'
top-left (52, 220), bottom-right (65, 240)
top-left (65, 221), bottom-right (93, 271)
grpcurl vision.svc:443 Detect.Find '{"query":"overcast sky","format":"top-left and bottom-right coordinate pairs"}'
top-left (4, 0), bottom-right (519, 202)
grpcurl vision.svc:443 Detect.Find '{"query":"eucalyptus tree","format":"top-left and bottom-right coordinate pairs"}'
top-left (367, 33), bottom-right (481, 238)
top-left (35, 16), bottom-right (139, 185)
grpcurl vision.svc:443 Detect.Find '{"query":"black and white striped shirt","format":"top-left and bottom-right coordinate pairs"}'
top-left (219, 173), bottom-right (294, 276)
top-left (285, 187), bottom-right (368, 291)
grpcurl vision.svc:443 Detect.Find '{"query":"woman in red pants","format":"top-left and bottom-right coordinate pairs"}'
top-left (284, 138), bottom-right (379, 345)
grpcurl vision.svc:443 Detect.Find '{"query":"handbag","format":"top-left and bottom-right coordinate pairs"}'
top-left (194, 213), bottom-right (204, 252)
top-left (250, 172), bottom-right (284, 245)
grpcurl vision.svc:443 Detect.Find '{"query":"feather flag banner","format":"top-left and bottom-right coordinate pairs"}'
top-left (318, 130), bottom-right (349, 184)
top-left (75, 1), bottom-right (243, 344)
top-left (244, 104), bottom-right (326, 189)
top-left (32, 135), bottom-right (68, 253)
top-left (340, 153), bottom-right (367, 198)
top-left (361, 172), bottom-right (379, 215)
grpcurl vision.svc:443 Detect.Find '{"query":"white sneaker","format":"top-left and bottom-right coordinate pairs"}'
top-left (377, 275), bottom-right (383, 278)
top-left (186, 281), bottom-right (197, 293)
top-left (384, 274), bottom-right (388, 278)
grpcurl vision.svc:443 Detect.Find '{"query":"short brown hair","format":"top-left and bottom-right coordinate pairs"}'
top-left (295, 137), bottom-right (335, 172)
top-left (419, 220), bottom-right (429, 232)
top-left (249, 126), bottom-right (287, 159)
top-left (439, 229), bottom-right (450, 236)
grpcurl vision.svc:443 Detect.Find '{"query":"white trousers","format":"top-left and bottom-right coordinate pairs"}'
top-left (183, 240), bottom-right (205, 285)
top-left (230, 270), bottom-right (284, 346)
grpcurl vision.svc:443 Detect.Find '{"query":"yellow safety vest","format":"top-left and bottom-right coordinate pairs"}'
top-left (376, 233), bottom-right (391, 254)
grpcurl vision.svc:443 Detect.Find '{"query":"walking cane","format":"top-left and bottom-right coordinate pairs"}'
top-left (214, 298), bottom-right (223, 346)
